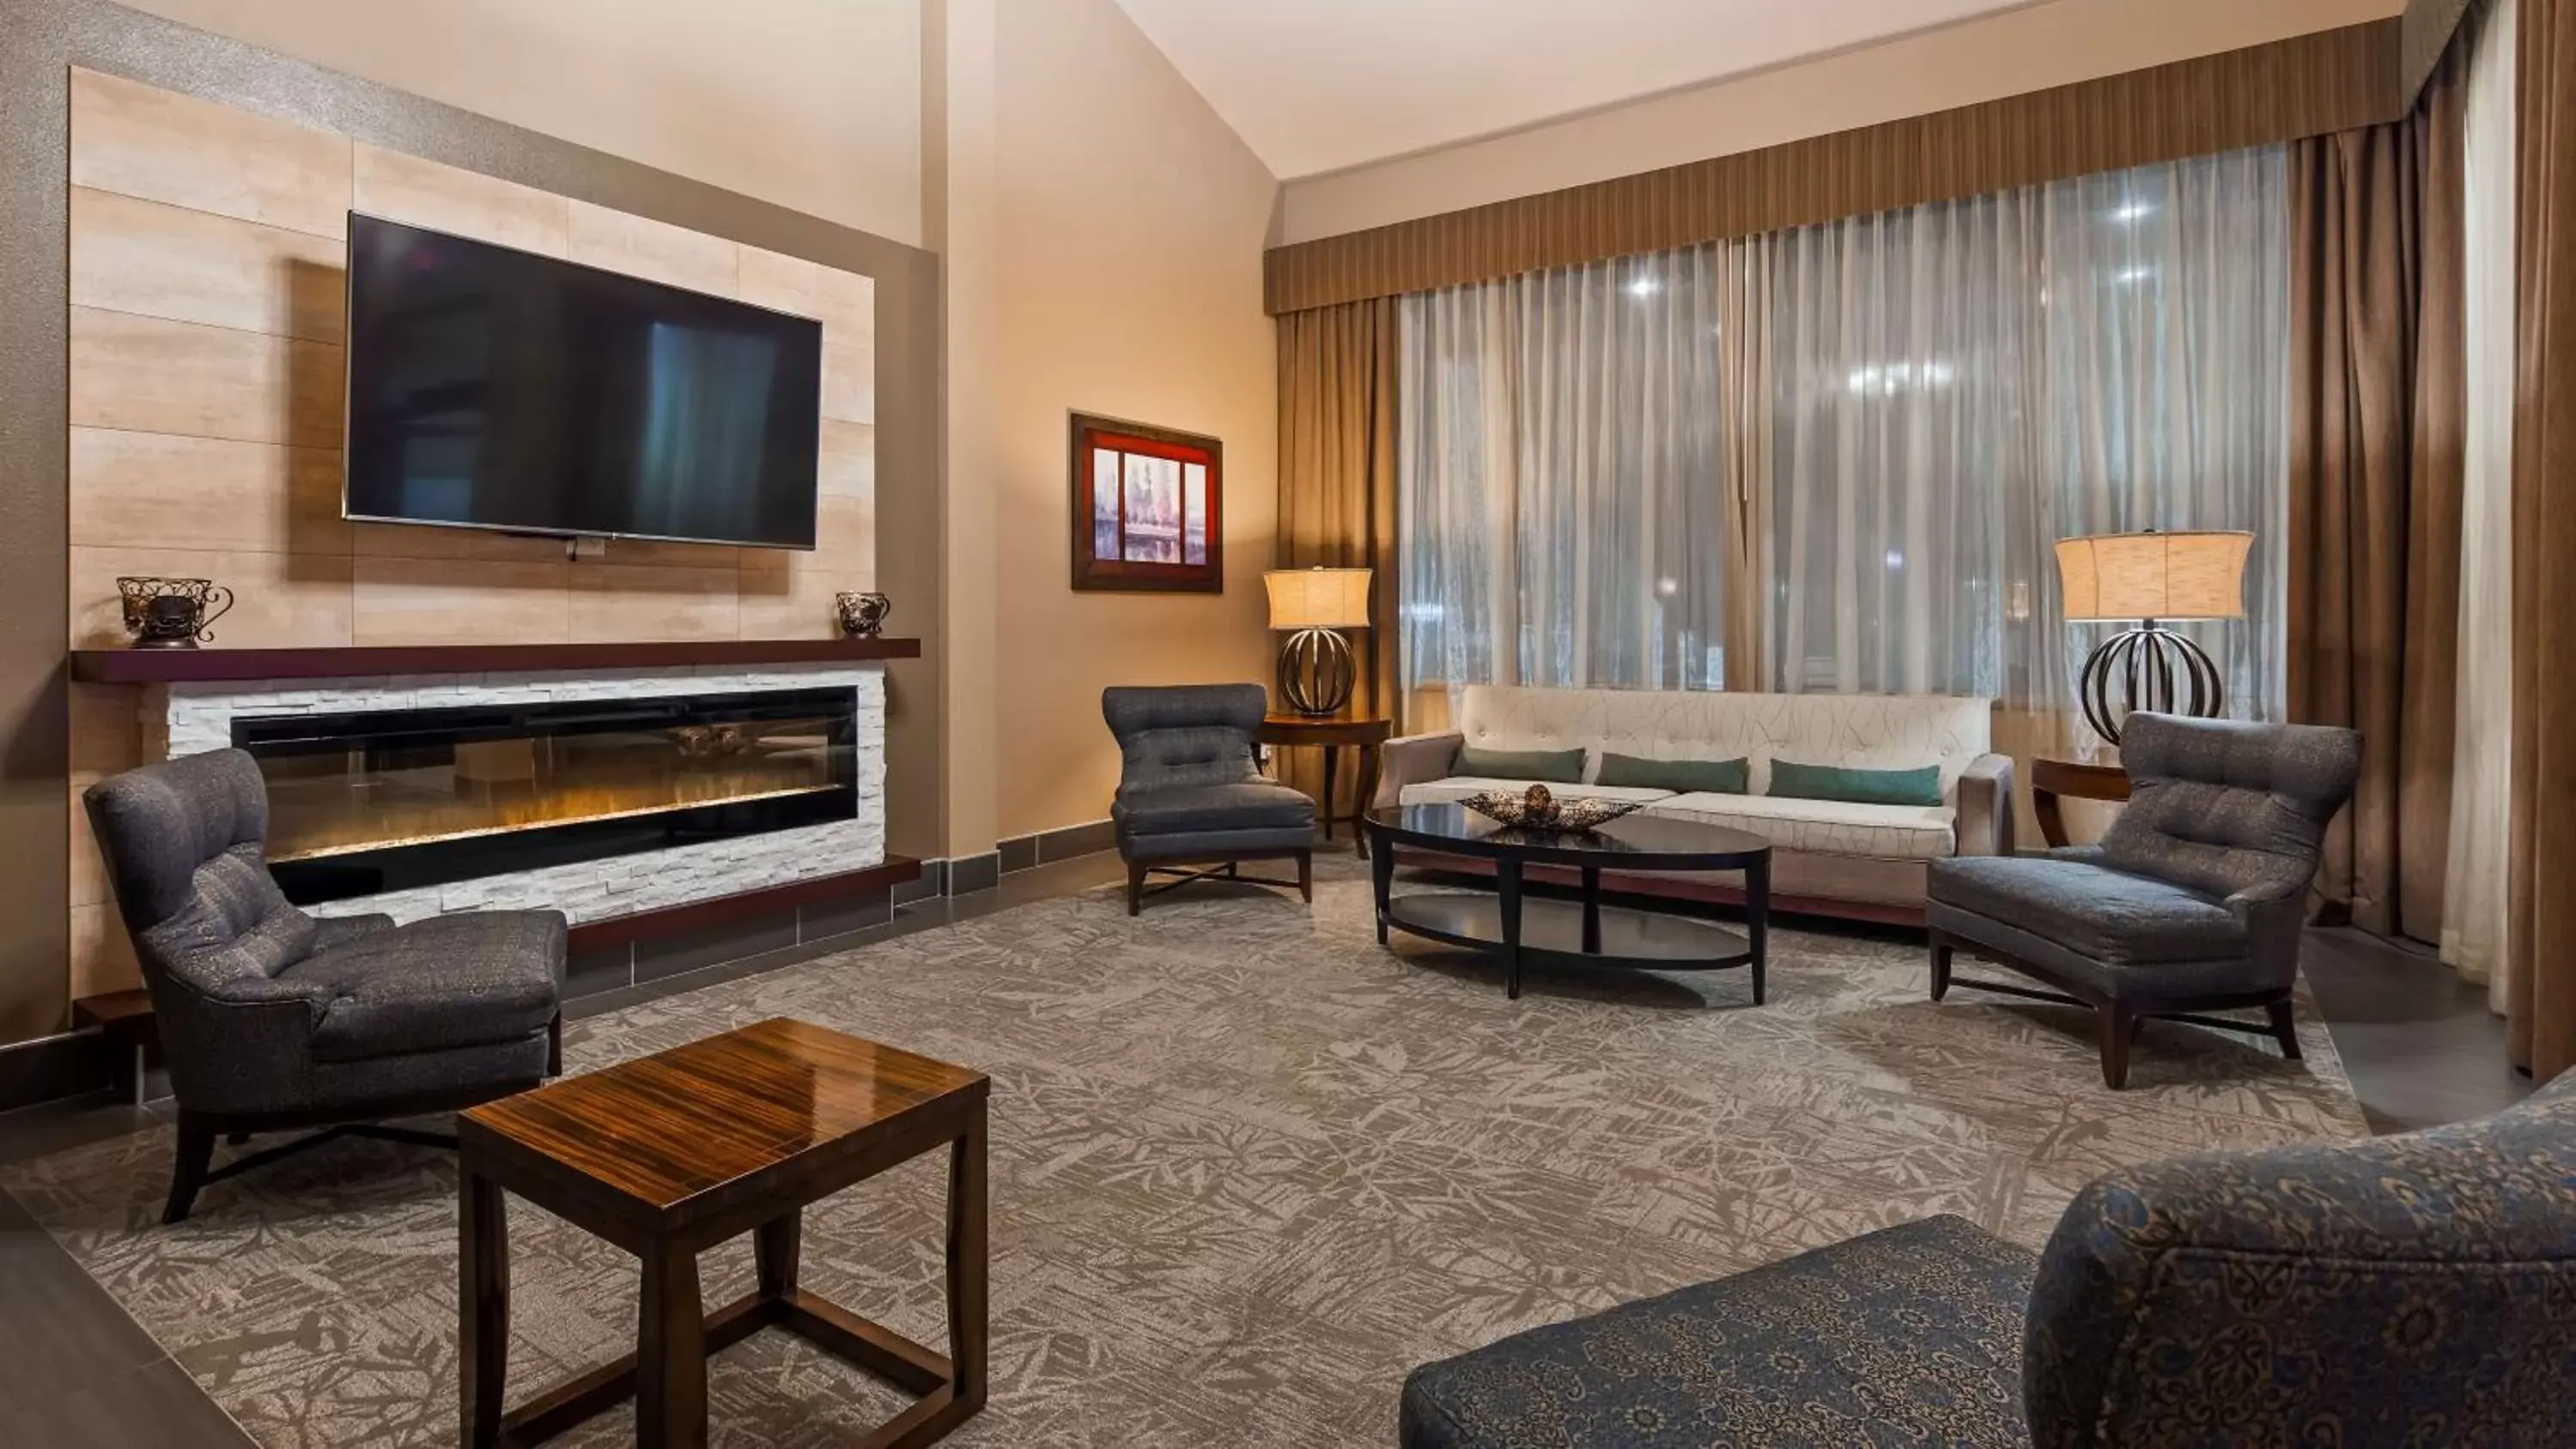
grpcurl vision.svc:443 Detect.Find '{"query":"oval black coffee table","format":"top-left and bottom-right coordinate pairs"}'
top-left (1363, 803), bottom-right (1773, 1003)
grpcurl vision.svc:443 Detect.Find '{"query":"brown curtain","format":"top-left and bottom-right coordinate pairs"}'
top-left (2510, 0), bottom-right (2576, 1081)
top-left (2285, 45), bottom-right (2468, 943)
top-left (1275, 298), bottom-right (1400, 819)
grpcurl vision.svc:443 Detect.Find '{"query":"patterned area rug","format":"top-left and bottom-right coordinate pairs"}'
top-left (3, 861), bottom-right (2368, 1446)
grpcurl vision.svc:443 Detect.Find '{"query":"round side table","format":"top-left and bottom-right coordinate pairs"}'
top-left (2030, 757), bottom-right (2131, 849)
top-left (1256, 712), bottom-right (1394, 858)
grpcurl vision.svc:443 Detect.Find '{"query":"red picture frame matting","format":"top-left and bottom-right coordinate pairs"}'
top-left (1068, 412), bottom-right (1224, 592)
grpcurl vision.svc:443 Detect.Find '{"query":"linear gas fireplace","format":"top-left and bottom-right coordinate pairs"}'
top-left (234, 688), bottom-right (858, 905)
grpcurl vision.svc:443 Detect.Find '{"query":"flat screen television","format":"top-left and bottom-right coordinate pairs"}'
top-left (343, 212), bottom-right (823, 549)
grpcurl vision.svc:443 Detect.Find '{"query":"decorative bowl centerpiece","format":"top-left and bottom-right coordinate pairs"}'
top-left (1459, 783), bottom-right (1644, 834)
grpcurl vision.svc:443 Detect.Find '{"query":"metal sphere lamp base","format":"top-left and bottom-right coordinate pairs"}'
top-left (2078, 620), bottom-right (2224, 746)
top-left (1278, 627), bottom-right (1356, 717)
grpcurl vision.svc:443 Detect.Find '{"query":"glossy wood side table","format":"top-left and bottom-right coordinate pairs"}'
top-left (2030, 757), bottom-right (2131, 849)
top-left (1256, 712), bottom-right (1394, 858)
top-left (458, 1018), bottom-right (989, 1449)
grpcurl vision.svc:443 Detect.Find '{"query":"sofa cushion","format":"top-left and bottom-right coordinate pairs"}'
top-left (1398, 1214), bottom-right (2035, 1449)
top-left (1114, 781), bottom-right (1315, 837)
top-left (283, 911), bottom-right (565, 1063)
top-left (1452, 685), bottom-right (1992, 797)
top-left (1452, 745), bottom-right (1587, 784)
top-left (1596, 752), bottom-right (1750, 794)
top-left (1400, 779), bottom-right (1675, 809)
top-left (1930, 855), bottom-right (2246, 966)
top-left (1645, 792), bottom-right (1958, 860)
top-left (1769, 759), bottom-right (1944, 808)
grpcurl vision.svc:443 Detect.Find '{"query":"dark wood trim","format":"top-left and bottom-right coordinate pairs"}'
top-left (1264, 21), bottom-right (2403, 313)
top-left (563, 858), bottom-right (920, 954)
top-left (70, 636), bottom-right (921, 685)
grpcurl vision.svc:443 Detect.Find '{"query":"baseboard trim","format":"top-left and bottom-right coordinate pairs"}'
top-left (0, 1029), bottom-right (113, 1116)
top-left (996, 819), bottom-right (1115, 875)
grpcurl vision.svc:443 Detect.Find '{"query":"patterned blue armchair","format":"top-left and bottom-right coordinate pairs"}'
top-left (1400, 1075), bottom-right (2576, 1447)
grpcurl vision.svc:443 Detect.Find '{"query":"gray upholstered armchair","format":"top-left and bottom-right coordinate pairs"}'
top-left (84, 749), bottom-right (567, 1222)
top-left (1103, 684), bottom-right (1315, 915)
top-left (1926, 713), bottom-right (2362, 1088)
top-left (1400, 1073), bottom-right (2576, 1447)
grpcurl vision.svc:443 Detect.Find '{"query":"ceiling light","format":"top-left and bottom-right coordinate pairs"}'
top-left (2116, 267), bottom-right (2156, 286)
top-left (2110, 201), bottom-right (2156, 223)
top-left (1626, 276), bottom-right (1661, 298)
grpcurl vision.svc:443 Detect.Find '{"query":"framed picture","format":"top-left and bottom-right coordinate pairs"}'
top-left (1069, 412), bottom-right (1223, 592)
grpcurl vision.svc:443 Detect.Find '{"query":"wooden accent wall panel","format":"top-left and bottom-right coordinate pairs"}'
top-left (1264, 21), bottom-right (2405, 313)
top-left (63, 68), bottom-right (882, 994)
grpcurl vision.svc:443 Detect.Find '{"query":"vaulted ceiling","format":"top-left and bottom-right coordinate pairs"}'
top-left (1107, 0), bottom-right (2042, 179)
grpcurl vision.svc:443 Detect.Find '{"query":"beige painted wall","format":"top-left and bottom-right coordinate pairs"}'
top-left (108, 0), bottom-right (927, 246)
top-left (980, 0), bottom-right (1280, 841)
top-left (1279, 0), bottom-right (2403, 244)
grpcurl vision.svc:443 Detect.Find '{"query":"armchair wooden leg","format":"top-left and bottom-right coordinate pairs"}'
top-left (165, 1121), bottom-right (215, 1225)
top-left (1126, 860), bottom-right (1146, 917)
top-left (546, 1012), bottom-right (562, 1077)
top-left (1929, 932), bottom-right (1953, 1002)
top-left (1295, 849), bottom-right (1313, 904)
top-left (2267, 997), bottom-right (2303, 1060)
top-left (2099, 1008), bottom-right (2141, 1090)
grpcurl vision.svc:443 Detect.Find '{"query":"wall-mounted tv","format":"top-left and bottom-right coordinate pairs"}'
top-left (343, 213), bottom-right (823, 550)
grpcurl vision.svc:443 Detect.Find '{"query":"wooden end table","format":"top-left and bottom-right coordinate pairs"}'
top-left (2030, 757), bottom-right (2131, 849)
top-left (458, 1018), bottom-right (989, 1449)
top-left (1256, 712), bottom-right (1394, 858)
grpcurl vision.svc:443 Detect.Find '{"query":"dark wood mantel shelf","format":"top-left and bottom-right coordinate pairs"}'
top-left (69, 637), bottom-right (921, 685)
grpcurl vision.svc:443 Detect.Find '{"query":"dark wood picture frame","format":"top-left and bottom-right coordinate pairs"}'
top-left (1068, 412), bottom-right (1224, 592)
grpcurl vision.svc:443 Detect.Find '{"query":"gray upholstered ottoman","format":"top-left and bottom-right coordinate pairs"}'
top-left (1398, 1215), bottom-right (2035, 1448)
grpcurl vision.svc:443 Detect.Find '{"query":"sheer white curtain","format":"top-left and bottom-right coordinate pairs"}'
top-left (1768, 191), bottom-right (2040, 696)
top-left (1767, 148), bottom-right (2290, 724)
top-left (1400, 149), bottom-right (2293, 732)
top-left (1399, 248), bottom-right (1728, 700)
top-left (2447, 0), bottom-right (2517, 996)
top-left (2033, 150), bottom-right (2292, 728)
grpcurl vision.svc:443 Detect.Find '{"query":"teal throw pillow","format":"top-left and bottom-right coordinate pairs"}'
top-left (1452, 745), bottom-right (1587, 784)
top-left (1768, 759), bottom-right (1944, 807)
top-left (1595, 752), bottom-right (1750, 794)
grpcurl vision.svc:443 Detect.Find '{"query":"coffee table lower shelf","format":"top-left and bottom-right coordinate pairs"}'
top-left (1381, 894), bottom-right (1760, 1001)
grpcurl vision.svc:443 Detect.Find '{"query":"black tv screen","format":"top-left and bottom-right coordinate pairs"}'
top-left (343, 213), bottom-right (823, 549)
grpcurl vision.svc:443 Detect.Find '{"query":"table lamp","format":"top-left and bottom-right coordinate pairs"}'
top-left (2054, 529), bottom-right (2251, 745)
top-left (1264, 567), bottom-right (1371, 716)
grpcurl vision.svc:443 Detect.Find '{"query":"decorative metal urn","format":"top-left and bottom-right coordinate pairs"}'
top-left (117, 577), bottom-right (234, 649)
top-left (834, 591), bottom-right (892, 638)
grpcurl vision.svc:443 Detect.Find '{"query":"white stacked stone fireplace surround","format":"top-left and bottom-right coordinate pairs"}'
top-left (145, 664), bottom-right (888, 925)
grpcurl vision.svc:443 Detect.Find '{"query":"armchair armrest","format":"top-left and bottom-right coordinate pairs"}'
top-left (1376, 731), bottom-right (1464, 810)
top-left (1953, 753), bottom-right (2016, 857)
top-left (2224, 881), bottom-right (2312, 976)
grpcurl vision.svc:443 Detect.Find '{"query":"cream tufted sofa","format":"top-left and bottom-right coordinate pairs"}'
top-left (1376, 686), bottom-right (2014, 919)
